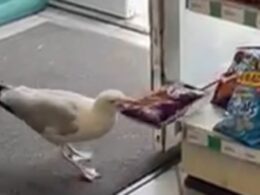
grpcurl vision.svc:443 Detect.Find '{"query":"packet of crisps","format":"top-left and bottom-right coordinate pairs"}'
top-left (211, 49), bottom-right (248, 110)
top-left (214, 47), bottom-right (260, 148)
top-left (119, 82), bottom-right (205, 128)
top-left (211, 73), bottom-right (237, 110)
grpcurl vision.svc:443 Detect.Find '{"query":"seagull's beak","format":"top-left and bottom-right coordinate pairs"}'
top-left (115, 97), bottom-right (136, 109)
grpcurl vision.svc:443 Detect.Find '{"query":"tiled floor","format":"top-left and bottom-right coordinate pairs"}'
top-left (130, 168), bottom-right (181, 195)
top-left (119, 167), bottom-right (204, 195)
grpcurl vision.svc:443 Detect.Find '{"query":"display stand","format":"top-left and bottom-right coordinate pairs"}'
top-left (181, 1), bottom-right (260, 194)
top-left (182, 103), bottom-right (260, 195)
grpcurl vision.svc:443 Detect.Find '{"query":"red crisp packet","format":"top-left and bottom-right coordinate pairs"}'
top-left (119, 83), bottom-right (205, 128)
top-left (211, 73), bottom-right (237, 110)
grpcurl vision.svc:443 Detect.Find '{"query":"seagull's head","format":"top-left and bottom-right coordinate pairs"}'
top-left (94, 89), bottom-right (135, 112)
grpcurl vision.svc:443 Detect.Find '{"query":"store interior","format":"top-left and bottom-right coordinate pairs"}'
top-left (0, 0), bottom-right (260, 195)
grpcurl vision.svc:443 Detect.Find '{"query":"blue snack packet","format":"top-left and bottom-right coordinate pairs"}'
top-left (214, 47), bottom-right (260, 148)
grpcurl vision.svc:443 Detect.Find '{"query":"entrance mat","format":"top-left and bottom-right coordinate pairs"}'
top-left (0, 22), bottom-right (180, 195)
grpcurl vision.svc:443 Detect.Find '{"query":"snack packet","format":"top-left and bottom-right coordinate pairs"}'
top-left (211, 73), bottom-right (237, 110)
top-left (119, 83), bottom-right (204, 128)
top-left (214, 47), bottom-right (260, 148)
top-left (211, 49), bottom-right (247, 110)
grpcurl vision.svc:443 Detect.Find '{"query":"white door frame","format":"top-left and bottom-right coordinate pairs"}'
top-left (149, 0), bottom-right (181, 89)
top-left (149, 0), bottom-right (181, 152)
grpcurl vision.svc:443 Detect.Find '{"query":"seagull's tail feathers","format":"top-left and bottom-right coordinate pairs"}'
top-left (0, 84), bottom-right (10, 92)
top-left (0, 84), bottom-right (15, 115)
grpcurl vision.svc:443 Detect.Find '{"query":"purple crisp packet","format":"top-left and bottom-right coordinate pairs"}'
top-left (119, 83), bottom-right (204, 128)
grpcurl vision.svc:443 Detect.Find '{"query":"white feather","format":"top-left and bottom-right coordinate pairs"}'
top-left (0, 85), bottom-right (126, 145)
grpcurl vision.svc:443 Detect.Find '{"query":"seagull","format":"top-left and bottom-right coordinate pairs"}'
top-left (0, 84), bottom-right (133, 181)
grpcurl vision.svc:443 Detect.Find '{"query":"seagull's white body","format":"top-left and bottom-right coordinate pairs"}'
top-left (0, 84), bottom-right (129, 181)
top-left (1, 86), bottom-right (117, 145)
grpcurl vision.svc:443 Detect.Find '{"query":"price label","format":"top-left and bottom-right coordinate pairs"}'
top-left (189, 0), bottom-right (210, 14)
top-left (208, 135), bottom-right (221, 152)
top-left (221, 141), bottom-right (242, 159)
top-left (187, 127), bottom-right (207, 146)
top-left (241, 147), bottom-right (260, 164)
top-left (222, 3), bottom-right (244, 23)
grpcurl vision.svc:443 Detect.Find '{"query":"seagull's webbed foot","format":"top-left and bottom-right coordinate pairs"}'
top-left (62, 144), bottom-right (100, 181)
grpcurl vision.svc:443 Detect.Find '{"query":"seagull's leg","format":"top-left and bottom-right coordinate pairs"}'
top-left (66, 143), bottom-right (93, 161)
top-left (61, 144), bottom-right (100, 181)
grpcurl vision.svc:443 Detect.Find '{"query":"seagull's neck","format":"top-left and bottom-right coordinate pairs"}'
top-left (92, 101), bottom-right (117, 117)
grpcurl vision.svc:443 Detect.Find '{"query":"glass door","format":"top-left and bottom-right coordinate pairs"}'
top-left (49, 0), bottom-right (150, 33)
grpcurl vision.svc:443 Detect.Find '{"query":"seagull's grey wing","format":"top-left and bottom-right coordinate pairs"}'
top-left (39, 89), bottom-right (90, 100)
top-left (1, 86), bottom-right (79, 135)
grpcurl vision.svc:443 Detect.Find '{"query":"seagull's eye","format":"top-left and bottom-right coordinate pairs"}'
top-left (109, 99), bottom-right (116, 104)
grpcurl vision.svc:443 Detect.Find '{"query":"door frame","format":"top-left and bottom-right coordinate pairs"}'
top-left (149, 0), bottom-right (181, 152)
top-left (149, 0), bottom-right (181, 90)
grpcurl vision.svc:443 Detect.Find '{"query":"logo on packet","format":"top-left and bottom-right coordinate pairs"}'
top-left (237, 71), bottom-right (260, 88)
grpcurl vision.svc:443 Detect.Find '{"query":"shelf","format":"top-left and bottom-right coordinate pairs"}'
top-left (187, 0), bottom-right (260, 29)
top-left (182, 104), bottom-right (260, 165)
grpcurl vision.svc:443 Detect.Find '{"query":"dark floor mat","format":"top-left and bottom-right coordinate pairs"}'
top-left (0, 22), bottom-right (179, 195)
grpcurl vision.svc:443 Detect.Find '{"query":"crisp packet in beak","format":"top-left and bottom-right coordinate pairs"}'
top-left (118, 83), bottom-right (205, 128)
top-left (115, 97), bottom-right (137, 109)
